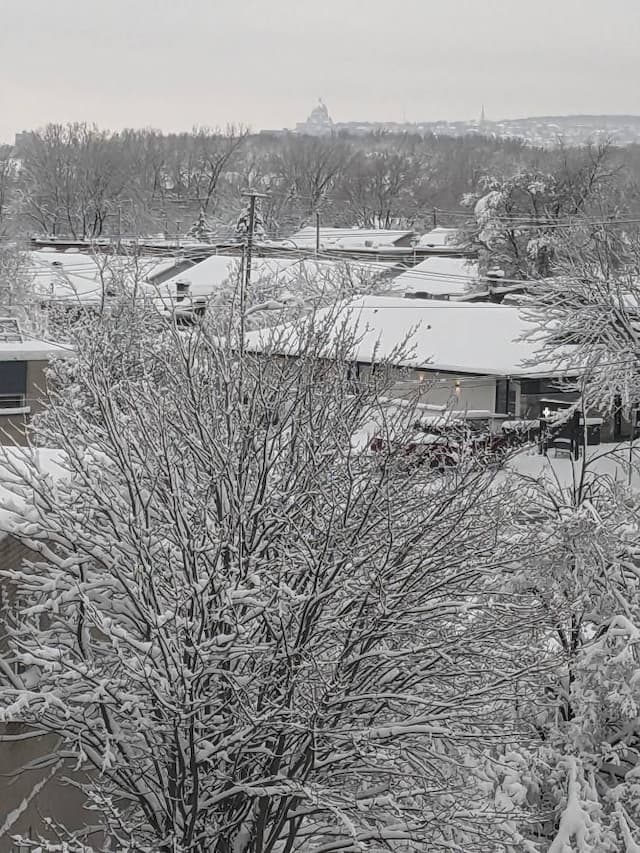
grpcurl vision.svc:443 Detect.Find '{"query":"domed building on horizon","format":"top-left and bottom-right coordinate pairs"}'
top-left (295, 99), bottom-right (334, 136)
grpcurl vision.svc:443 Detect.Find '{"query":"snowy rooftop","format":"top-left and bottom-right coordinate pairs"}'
top-left (290, 227), bottom-right (414, 250)
top-left (28, 251), bottom-right (176, 304)
top-left (416, 227), bottom-right (461, 248)
top-left (0, 339), bottom-right (69, 361)
top-left (245, 295), bottom-right (576, 377)
top-left (160, 255), bottom-right (389, 299)
top-left (390, 257), bottom-right (479, 297)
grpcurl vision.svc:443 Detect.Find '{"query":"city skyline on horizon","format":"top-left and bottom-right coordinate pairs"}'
top-left (9, 103), bottom-right (640, 144)
top-left (283, 100), bottom-right (640, 130)
top-left (2, 0), bottom-right (640, 142)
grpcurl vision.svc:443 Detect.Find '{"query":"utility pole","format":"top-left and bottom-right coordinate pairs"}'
top-left (315, 210), bottom-right (321, 257)
top-left (240, 189), bottom-right (268, 295)
top-left (239, 189), bottom-right (268, 351)
top-left (629, 406), bottom-right (638, 486)
top-left (432, 208), bottom-right (438, 229)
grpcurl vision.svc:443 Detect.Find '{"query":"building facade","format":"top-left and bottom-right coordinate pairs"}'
top-left (0, 534), bottom-right (96, 851)
top-left (0, 339), bottom-right (68, 446)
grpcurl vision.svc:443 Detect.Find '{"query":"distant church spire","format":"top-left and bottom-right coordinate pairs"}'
top-left (480, 104), bottom-right (486, 123)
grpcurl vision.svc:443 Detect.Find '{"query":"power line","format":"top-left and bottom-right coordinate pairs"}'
top-left (16, 211), bottom-right (640, 256)
top-left (17, 240), bottom-right (640, 299)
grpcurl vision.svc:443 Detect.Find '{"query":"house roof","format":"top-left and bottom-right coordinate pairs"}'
top-left (417, 227), bottom-right (460, 248)
top-left (390, 257), bottom-right (479, 297)
top-left (245, 295), bottom-right (575, 378)
top-left (29, 251), bottom-right (101, 302)
top-left (0, 339), bottom-right (70, 361)
top-left (159, 255), bottom-right (391, 299)
top-left (290, 227), bottom-right (414, 249)
top-left (29, 251), bottom-right (173, 304)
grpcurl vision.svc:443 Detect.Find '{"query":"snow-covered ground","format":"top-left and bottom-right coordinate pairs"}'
top-left (503, 442), bottom-right (640, 488)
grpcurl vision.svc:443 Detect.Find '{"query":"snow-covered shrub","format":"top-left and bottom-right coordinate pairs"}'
top-left (0, 300), bottom-right (541, 852)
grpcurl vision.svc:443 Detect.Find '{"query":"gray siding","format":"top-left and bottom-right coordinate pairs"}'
top-left (0, 536), bottom-right (96, 851)
top-left (0, 361), bottom-right (51, 448)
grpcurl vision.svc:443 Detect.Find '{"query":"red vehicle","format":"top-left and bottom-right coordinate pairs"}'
top-left (368, 431), bottom-right (459, 471)
top-left (368, 418), bottom-right (528, 472)
top-left (469, 431), bottom-right (513, 456)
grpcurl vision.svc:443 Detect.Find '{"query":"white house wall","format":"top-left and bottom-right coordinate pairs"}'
top-left (420, 374), bottom-right (497, 413)
top-left (387, 370), bottom-right (497, 413)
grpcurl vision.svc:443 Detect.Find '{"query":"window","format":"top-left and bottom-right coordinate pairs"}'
top-left (495, 378), bottom-right (517, 416)
top-left (0, 362), bottom-right (27, 409)
top-left (520, 378), bottom-right (574, 396)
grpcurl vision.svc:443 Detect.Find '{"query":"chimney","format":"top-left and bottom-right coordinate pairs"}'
top-left (176, 280), bottom-right (191, 302)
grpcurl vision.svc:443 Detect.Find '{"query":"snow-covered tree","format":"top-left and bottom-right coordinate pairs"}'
top-left (459, 144), bottom-right (616, 279)
top-left (187, 209), bottom-right (216, 243)
top-left (460, 171), bottom-right (561, 278)
top-left (500, 452), bottom-right (640, 851)
top-left (337, 146), bottom-right (428, 230)
top-left (521, 226), bottom-right (640, 415)
top-left (236, 198), bottom-right (266, 241)
top-left (0, 299), bottom-right (542, 852)
top-left (170, 125), bottom-right (248, 217)
top-left (0, 144), bottom-right (17, 236)
top-left (0, 242), bottom-right (37, 329)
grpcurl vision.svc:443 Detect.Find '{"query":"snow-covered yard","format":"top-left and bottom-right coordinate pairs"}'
top-left (503, 441), bottom-right (640, 488)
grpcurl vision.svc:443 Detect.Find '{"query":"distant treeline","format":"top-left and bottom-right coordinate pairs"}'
top-left (3, 124), bottom-right (640, 241)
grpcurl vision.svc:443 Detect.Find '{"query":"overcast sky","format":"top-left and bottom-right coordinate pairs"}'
top-left (1, 0), bottom-right (639, 142)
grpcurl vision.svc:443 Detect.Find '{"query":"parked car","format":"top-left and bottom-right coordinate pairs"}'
top-left (369, 430), bottom-right (459, 472)
top-left (369, 430), bottom-right (460, 471)
top-left (369, 415), bottom-right (538, 473)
